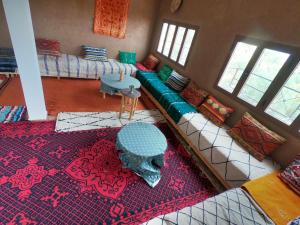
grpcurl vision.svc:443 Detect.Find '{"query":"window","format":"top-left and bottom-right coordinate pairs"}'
top-left (157, 21), bottom-right (197, 67)
top-left (217, 36), bottom-right (300, 135)
top-left (217, 42), bottom-right (257, 93)
top-left (265, 63), bottom-right (300, 125)
top-left (162, 24), bottom-right (176, 57)
top-left (238, 49), bottom-right (290, 106)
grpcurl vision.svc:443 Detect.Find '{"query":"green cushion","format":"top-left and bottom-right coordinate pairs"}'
top-left (158, 65), bottom-right (173, 82)
top-left (167, 102), bottom-right (197, 123)
top-left (159, 93), bottom-right (186, 111)
top-left (119, 51), bottom-right (136, 64)
top-left (147, 80), bottom-right (175, 100)
top-left (136, 71), bottom-right (160, 90)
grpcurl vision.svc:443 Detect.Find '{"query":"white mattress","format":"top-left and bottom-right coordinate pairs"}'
top-left (143, 188), bottom-right (274, 225)
top-left (177, 112), bottom-right (279, 187)
top-left (38, 53), bottom-right (137, 79)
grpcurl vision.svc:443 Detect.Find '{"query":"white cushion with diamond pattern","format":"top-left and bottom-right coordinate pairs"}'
top-left (143, 188), bottom-right (274, 225)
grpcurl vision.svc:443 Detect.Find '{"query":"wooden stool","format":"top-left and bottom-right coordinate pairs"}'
top-left (119, 88), bottom-right (141, 120)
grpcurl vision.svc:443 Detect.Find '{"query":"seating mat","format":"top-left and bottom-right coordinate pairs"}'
top-left (243, 172), bottom-right (300, 225)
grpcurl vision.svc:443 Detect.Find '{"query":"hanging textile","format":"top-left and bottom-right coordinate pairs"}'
top-left (93, 0), bottom-right (130, 39)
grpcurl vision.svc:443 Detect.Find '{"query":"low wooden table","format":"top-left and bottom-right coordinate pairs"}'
top-left (100, 74), bottom-right (141, 99)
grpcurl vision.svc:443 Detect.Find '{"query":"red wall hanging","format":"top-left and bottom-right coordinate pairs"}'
top-left (93, 0), bottom-right (130, 39)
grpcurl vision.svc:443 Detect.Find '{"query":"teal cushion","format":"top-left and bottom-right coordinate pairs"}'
top-left (147, 80), bottom-right (175, 100)
top-left (136, 71), bottom-right (160, 90)
top-left (119, 51), bottom-right (136, 64)
top-left (158, 65), bottom-right (173, 82)
top-left (136, 70), bottom-right (173, 100)
top-left (167, 103), bottom-right (197, 123)
top-left (136, 69), bottom-right (196, 123)
top-left (159, 93), bottom-right (186, 111)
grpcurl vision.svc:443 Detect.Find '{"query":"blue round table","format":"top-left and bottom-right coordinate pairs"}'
top-left (100, 74), bottom-right (141, 98)
top-left (116, 122), bottom-right (167, 187)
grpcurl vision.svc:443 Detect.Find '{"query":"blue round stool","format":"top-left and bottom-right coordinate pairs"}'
top-left (116, 122), bottom-right (167, 187)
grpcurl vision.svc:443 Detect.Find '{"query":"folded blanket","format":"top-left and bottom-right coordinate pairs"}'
top-left (0, 48), bottom-right (17, 72)
top-left (243, 172), bottom-right (300, 225)
top-left (0, 67), bottom-right (17, 72)
top-left (0, 47), bottom-right (15, 57)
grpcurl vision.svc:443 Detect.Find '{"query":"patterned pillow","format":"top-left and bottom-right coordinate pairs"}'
top-left (198, 95), bottom-right (234, 126)
top-left (287, 216), bottom-right (300, 225)
top-left (158, 64), bottom-right (173, 82)
top-left (119, 51), bottom-right (136, 64)
top-left (180, 81), bottom-right (208, 107)
top-left (135, 62), bottom-right (155, 72)
top-left (82, 45), bottom-right (108, 61)
top-left (279, 155), bottom-right (300, 195)
top-left (165, 70), bottom-right (189, 92)
top-left (228, 112), bottom-right (286, 161)
top-left (36, 38), bottom-right (61, 57)
top-left (143, 54), bottom-right (159, 70)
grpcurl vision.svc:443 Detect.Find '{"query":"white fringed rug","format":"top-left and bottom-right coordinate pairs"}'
top-left (55, 109), bottom-right (165, 132)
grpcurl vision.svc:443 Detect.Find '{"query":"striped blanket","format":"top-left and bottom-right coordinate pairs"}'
top-left (38, 54), bottom-right (137, 79)
top-left (0, 48), bottom-right (17, 72)
top-left (0, 106), bottom-right (27, 123)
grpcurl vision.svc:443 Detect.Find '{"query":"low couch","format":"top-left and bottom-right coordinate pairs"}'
top-left (136, 70), bottom-right (279, 188)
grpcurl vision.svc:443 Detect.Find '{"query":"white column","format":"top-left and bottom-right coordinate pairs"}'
top-left (2, 0), bottom-right (47, 120)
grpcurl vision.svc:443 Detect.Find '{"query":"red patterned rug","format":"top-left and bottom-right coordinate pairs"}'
top-left (0, 121), bottom-right (217, 224)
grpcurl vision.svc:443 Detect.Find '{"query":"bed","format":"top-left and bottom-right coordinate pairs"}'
top-left (143, 187), bottom-right (274, 225)
top-left (144, 172), bottom-right (300, 225)
top-left (38, 53), bottom-right (137, 79)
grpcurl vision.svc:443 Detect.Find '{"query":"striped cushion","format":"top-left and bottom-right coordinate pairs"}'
top-left (82, 45), bottom-right (108, 61)
top-left (36, 38), bottom-right (61, 57)
top-left (165, 70), bottom-right (189, 92)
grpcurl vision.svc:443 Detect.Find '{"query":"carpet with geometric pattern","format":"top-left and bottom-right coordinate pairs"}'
top-left (0, 121), bottom-right (217, 225)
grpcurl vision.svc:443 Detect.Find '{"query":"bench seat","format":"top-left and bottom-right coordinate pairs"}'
top-left (137, 71), bottom-right (197, 123)
top-left (178, 112), bottom-right (279, 187)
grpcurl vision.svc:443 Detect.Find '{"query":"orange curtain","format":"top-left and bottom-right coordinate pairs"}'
top-left (93, 0), bottom-right (130, 39)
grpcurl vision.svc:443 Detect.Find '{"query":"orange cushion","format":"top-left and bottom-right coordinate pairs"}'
top-left (135, 63), bottom-right (156, 72)
top-left (198, 95), bottom-right (234, 126)
top-left (36, 38), bottom-right (61, 57)
top-left (228, 112), bottom-right (286, 161)
top-left (143, 54), bottom-right (159, 70)
top-left (180, 81), bottom-right (208, 107)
